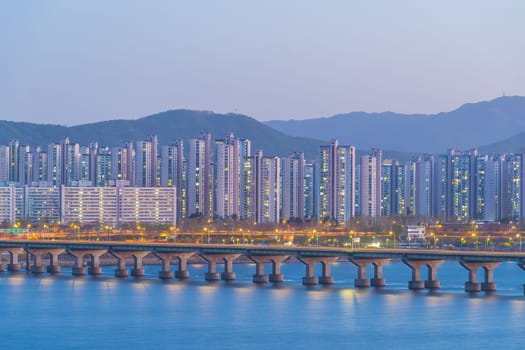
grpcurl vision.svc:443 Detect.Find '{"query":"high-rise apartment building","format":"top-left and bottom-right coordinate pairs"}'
top-left (476, 154), bottom-right (502, 221)
top-left (8, 140), bottom-right (19, 183)
top-left (135, 135), bottom-right (158, 187)
top-left (18, 145), bottom-right (33, 186)
top-left (32, 147), bottom-right (47, 183)
top-left (433, 154), bottom-right (448, 219)
top-left (405, 161), bottom-right (416, 215)
top-left (96, 147), bottom-right (112, 187)
top-left (281, 152), bottom-right (305, 221)
top-left (214, 133), bottom-right (241, 219)
top-left (0, 145), bottom-right (9, 182)
top-left (64, 140), bottom-right (81, 186)
top-left (318, 140), bottom-right (356, 223)
top-left (187, 133), bottom-right (213, 217)
top-left (61, 186), bottom-right (119, 226)
top-left (241, 156), bottom-right (255, 221)
top-left (0, 184), bottom-right (23, 224)
top-left (304, 161), bottom-right (315, 220)
top-left (502, 153), bottom-right (521, 221)
top-left (252, 151), bottom-right (280, 224)
top-left (47, 143), bottom-right (63, 187)
top-left (160, 140), bottom-right (185, 222)
top-left (381, 160), bottom-right (395, 216)
top-left (393, 161), bottom-right (406, 215)
top-left (111, 146), bottom-right (129, 182)
top-left (24, 186), bottom-right (61, 223)
top-left (414, 155), bottom-right (434, 217)
top-left (360, 149), bottom-right (382, 217)
top-left (78, 146), bottom-right (91, 183)
top-left (447, 149), bottom-right (478, 222)
top-left (118, 186), bottom-right (176, 226)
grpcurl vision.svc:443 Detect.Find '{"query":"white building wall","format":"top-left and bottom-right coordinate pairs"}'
top-left (61, 187), bottom-right (118, 226)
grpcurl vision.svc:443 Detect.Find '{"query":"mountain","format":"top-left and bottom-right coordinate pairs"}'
top-left (0, 110), bottom-right (328, 158)
top-left (479, 131), bottom-right (525, 154)
top-left (265, 96), bottom-right (525, 153)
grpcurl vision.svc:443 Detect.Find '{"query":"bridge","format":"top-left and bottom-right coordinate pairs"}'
top-left (1, 239), bottom-right (525, 293)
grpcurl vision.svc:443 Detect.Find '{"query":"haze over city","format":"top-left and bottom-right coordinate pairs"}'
top-left (2, 0), bottom-right (525, 125)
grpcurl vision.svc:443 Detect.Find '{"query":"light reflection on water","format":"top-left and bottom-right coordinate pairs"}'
top-left (0, 262), bottom-right (524, 349)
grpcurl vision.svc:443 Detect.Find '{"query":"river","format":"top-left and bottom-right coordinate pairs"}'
top-left (1, 261), bottom-right (524, 349)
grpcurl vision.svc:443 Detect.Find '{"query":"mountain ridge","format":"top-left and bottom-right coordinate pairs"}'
top-left (1, 96), bottom-right (525, 159)
top-left (0, 110), bottom-right (326, 159)
top-left (265, 96), bottom-right (525, 153)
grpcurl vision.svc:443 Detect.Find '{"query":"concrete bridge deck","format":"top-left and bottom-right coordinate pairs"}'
top-left (1, 239), bottom-right (525, 293)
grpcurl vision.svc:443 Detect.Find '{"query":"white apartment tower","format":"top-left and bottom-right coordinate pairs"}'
top-left (135, 135), bottom-right (158, 187)
top-left (0, 145), bottom-right (9, 182)
top-left (187, 133), bottom-right (213, 217)
top-left (160, 140), bottom-right (185, 222)
top-left (360, 149), bottom-right (382, 217)
top-left (415, 155), bottom-right (434, 217)
top-left (319, 140), bottom-right (356, 223)
top-left (250, 151), bottom-right (280, 224)
top-left (47, 143), bottom-right (63, 187)
top-left (215, 133), bottom-right (241, 219)
top-left (17, 145), bottom-right (33, 186)
top-left (282, 152), bottom-right (305, 221)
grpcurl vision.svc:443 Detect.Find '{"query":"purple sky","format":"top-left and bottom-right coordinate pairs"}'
top-left (1, 0), bottom-right (524, 125)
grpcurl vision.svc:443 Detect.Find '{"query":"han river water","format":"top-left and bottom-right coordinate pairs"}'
top-left (1, 261), bottom-right (524, 349)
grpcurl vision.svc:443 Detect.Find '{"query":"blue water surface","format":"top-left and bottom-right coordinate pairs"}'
top-left (1, 261), bottom-right (524, 349)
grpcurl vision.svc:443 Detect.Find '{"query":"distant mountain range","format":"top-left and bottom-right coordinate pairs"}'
top-left (265, 96), bottom-right (525, 154)
top-left (1, 96), bottom-right (524, 160)
top-left (0, 110), bottom-right (325, 159)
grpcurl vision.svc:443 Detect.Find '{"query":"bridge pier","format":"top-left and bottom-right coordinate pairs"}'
top-left (155, 253), bottom-right (174, 279)
top-left (154, 252), bottom-right (195, 280)
top-left (298, 257), bottom-right (318, 285)
top-left (371, 259), bottom-right (390, 287)
top-left (269, 256), bottom-right (288, 283)
top-left (27, 249), bottom-right (64, 274)
top-left (297, 256), bottom-right (336, 285)
top-left (202, 254), bottom-right (240, 281)
top-left (6, 248), bottom-right (23, 271)
top-left (403, 259), bottom-right (445, 290)
top-left (110, 251), bottom-right (150, 278)
top-left (221, 254), bottom-right (240, 281)
top-left (250, 256), bottom-right (269, 283)
top-left (460, 261), bottom-right (501, 292)
top-left (69, 250), bottom-right (107, 276)
top-left (28, 249), bottom-right (45, 274)
top-left (350, 259), bottom-right (372, 287)
top-left (350, 258), bottom-right (391, 288)
top-left (87, 251), bottom-right (106, 275)
top-left (130, 252), bottom-right (149, 277)
top-left (174, 253), bottom-right (194, 279)
top-left (249, 255), bottom-right (289, 283)
top-left (318, 257), bottom-right (338, 285)
top-left (46, 249), bottom-right (63, 273)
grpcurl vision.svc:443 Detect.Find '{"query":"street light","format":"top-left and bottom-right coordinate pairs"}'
top-left (517, 233), bottom-right (522, 252)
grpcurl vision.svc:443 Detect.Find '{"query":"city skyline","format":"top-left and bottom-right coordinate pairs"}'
top-left (3, 2), bottom-right (524, 348)
top-left (1, 131), bottom-right (525, 227)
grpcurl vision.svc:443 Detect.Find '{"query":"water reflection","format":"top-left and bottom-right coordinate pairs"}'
top-left (0, 262), bottom-right (524, 350)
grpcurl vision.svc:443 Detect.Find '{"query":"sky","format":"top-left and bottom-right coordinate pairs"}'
top-left (1, 0), bottom-right (524, 125)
